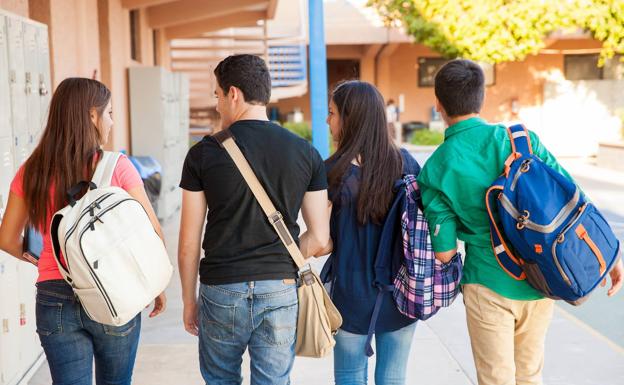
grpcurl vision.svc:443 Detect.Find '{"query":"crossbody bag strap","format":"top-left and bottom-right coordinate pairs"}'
top-left (213, 129), bottom-right (307, 270)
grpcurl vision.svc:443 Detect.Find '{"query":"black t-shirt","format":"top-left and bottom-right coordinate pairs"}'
top-left (180, 120), bottom-right (328, 285)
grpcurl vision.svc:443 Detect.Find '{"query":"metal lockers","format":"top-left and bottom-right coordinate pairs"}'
top-left (0, 16), bottom-right (11, 139)
top-left (0, 256), bottom-right (21, 385)
top-left (129, 67), bottom-right (190, 220)
top-left (0, 9), bottom-right (51, 385)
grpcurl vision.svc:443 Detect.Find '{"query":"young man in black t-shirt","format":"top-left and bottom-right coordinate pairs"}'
top-left (178, 54), bottom-right (330, 384)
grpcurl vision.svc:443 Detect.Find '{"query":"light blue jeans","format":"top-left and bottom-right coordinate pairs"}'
top-left (334, 323), bottom-right (417, 385)
top-left (36, 280), bottom-right (141, 385)
top-left (198, 280), bottom-right (298, 385)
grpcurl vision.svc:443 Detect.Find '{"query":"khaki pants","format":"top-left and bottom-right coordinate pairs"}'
top-left (463, 284), bottom-right (554, 385)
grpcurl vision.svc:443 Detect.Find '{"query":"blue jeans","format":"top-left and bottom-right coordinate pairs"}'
top-left (334, 323), bottom-right (417, 385)
top-left (198, 280), bottom-right (298, 385)
top-left (36, 280), bottom-right (141, 385)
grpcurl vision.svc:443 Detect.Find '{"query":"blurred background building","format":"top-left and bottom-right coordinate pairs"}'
top-left (0, 1), bottom-right (623, 384)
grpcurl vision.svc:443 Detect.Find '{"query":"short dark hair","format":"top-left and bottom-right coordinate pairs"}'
top-left (214, 54), bottom-right (271, 105)
top-left (434, 59), bottom-right (484, 117)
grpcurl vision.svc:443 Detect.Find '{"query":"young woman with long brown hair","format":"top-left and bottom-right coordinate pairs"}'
top-left (0, 78), bottom-right (166, 385)
top-left (319, 80), bottom-right (421, 384)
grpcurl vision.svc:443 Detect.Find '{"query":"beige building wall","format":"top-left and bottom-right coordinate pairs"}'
top-left (0, 0), bottom-right (28, 16)
top-left (35, 0), bottom-right (101, 86)
top-left (98, 0), bottom-right (131, 152)
top-left (91, 0), bottom-right (156, 153)
top-left (386, 39), bottom-right (604, 124)
top-left (275, 39), bottom-right (606, 128)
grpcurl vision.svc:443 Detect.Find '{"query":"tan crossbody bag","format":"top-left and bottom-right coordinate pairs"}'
top-left (214, 129), bottom-right (342, 358)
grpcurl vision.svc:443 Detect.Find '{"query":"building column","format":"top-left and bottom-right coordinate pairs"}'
top-left (375, 43), bottom-right (398, 98)
top-left (153, 28), bottom-right (170, 70)
top-left (97, 0), bottom-right (131, 152)
top-left (308, 0), bottom-right (329, 158)
top-left (360, 44), bottom-right (380, 85)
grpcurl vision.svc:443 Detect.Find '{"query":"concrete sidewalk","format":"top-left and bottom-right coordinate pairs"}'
top-left (30, 210), bottom-right (624, 385)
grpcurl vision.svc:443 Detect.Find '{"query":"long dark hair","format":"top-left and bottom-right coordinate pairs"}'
top-left (22, 78), bottom-right (110, 229)
top-left (327, 80), bottom-right (403, 225)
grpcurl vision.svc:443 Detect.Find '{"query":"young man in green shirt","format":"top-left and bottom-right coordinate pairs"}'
top-left (417, 59), bottom-right (623, 385)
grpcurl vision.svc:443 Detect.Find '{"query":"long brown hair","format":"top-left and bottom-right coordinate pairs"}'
top-left (23, 78), bottom-right (111, 229)
top-left (327, 80), bottom-right (403, 225)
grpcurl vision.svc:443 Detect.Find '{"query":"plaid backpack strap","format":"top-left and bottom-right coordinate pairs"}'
top-left (364, 284), bottom-right (394, 357)
top-left (392, 175), bottom-right (439, 320)
top-left (412, 192), bottom-right (438, 319)
top-left (433, 253), bottom-right (463, 307)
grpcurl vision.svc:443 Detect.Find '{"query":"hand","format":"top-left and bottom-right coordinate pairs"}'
top-left (21, 252), bottom-right (39, 266)
top-left (183, 300), bottom-right (199, 336)
top-left (604, 258), bottom-right (624, 297)
top-left (149, 292), bottom-right (167, 318)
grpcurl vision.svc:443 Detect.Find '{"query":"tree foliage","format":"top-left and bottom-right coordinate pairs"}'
top-left (367, 0), bottom-right (624, 65)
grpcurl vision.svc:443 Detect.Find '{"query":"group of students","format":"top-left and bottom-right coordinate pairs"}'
top-left (0, 54), bottom-right (622, 385)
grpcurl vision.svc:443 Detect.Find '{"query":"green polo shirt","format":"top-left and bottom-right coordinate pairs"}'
top-left (417, 117), bottom-right (572, 300)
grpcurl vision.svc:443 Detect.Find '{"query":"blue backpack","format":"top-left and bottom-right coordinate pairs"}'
top-left (486, 124), bottom-right (620, 305)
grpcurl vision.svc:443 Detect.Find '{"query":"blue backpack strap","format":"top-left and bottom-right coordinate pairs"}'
top-left (507, 124), bottom-right (533, 156)
top-left (365, 284), bottom-right (394, 357)
top-left (485, 183), bottom-right (526, 280)
top-left (366, 179), bottom-right (406, 357)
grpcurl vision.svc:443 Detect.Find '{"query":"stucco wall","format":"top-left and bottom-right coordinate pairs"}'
top-left (49, 0), bottom-right (101, 86)
top-left (0, 0), bottom-right (28, 16)
top-left (275, 40), bottom-right (603, 127)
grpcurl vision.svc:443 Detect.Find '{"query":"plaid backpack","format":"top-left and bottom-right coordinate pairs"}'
top-left (392, 175), bottom-right (463, 320)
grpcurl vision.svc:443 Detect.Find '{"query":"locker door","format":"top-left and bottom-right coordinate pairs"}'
top-left (163, 145), bottom-right (179, 188)
top-left (17, 262), bottom-right (41, 376)
top-left (171, 74), bottom-right (180, 142)
top-left (6, 17), bottom-right (26, 139)
top-left (164, 73), bottom-right (175, 142)
top-left (0, 138), bottom-right (15, 385)
top-left (0, 137), bottom-right (13, 212)
top-left (0, 16), bottom-right (11, 139)
top-left (23, 23), bottom-right (41, 152)
top-left (166, 188), bottom-right (181, 218)
top-left (159, 76), bottom-right (170, 146)
top-left (0, 256), bottom-right (21, 385)
top-left (13, 134), bottom-right (29, 170)
top-left (157, 189), bottom-right (169, 220)
top-left (179, 75), bottom-right (190, 143)
top-left (35, 25), bottom-right (51, 135)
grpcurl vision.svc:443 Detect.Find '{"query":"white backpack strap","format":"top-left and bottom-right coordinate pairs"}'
top-left (92, 151), bottom-right (122, 188)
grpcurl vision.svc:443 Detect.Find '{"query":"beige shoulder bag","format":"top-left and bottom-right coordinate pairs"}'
top-left (213, 129), bottom-right (342, 358)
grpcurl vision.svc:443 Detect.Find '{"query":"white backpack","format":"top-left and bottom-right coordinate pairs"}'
top-left (50, 152), bottom-right (173, 326)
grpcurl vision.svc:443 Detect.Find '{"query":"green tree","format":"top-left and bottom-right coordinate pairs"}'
top-left (368, 0), bottom-right (624, 65)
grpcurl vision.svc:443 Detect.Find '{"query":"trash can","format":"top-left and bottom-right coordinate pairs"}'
top-left (129, 156), bottom-right (162, 213)
top-left (402, 121), bottom-right (427, 142)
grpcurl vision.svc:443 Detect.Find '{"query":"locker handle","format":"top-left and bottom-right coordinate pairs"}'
top-left (25, 73), bottom-right (33, 95)
top-left (39, 74), bottom-right (49, 95)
